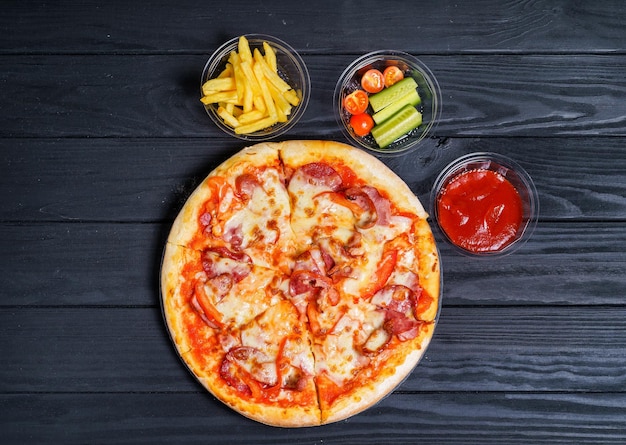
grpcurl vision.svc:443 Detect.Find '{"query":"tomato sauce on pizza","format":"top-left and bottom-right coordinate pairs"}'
top-left (161, 140), bottom-right (440, 427)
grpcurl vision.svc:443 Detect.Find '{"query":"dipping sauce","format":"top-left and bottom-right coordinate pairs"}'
top-left (436, 169), bottom-right (523, 253)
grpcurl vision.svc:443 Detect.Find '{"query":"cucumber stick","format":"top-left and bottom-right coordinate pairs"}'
top-left (371, 105), bottom-right (422, 148)
top-left (372, 88), bottom-right (421, 125)
top-left (369, 77), bottom-right (418, 112)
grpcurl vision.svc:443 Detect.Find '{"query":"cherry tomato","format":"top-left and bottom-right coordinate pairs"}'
top-left (343, 90), bottom-right (369, 115)
top-left (383, 66), bottom-right (404, 87)
top-left (361, 69), bottom-right (385, 94)
top-left (349, 113), bottom-right (375, 137)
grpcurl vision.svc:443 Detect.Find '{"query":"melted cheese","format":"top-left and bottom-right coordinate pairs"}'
top-left (240, 300), bottom-right (316, 383)
top-left (288, 173), bottom-right (356, 247)
top-left (339, 214), bottom-right (415, 297)
top-left (220, 168), bottom-right (294, 270)
top-left (314, 303), bottom-right (384, 385)
top-left (214, 268), bottom-right (281, 327)
top-left (339, 247), bottom-right (383, 297)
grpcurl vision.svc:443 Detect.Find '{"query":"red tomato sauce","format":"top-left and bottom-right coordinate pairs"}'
top-left (436, 169), bottom-right (523, 253)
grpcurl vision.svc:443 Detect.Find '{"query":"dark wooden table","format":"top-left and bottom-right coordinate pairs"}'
top-left (2, 1), bottom-right (626, 443)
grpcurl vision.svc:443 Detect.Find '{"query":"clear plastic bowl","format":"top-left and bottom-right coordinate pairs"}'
top-left (334, 50), bottom-right (441, 155)
top-left (201, 34), bottom-right (310, 141)
top-left (430, 152), bottom-right (539, 257)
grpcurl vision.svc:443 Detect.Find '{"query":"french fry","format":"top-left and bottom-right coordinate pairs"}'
top-left (263, 41), bottom-right (277, 72)
top-left (237, 109), bottom-right (266, 124)
top-left (238, 35), bottom-right (253, 63)
top-left (202, 77), bottom-right (236, 95)
top-left (274, 99), bottom-right (288, 123)
top-left (217, 106), bottom-right (240, 128)
top-left (252, 95), bottom-right (266, 113)
top-left (240, 60), bottom-right (262, 97)
top-left (283, 89), bottom-right (301, 106)
top-left (200, 90), bottom-right (239, 105)
top-left (229, 52), bottom-right (245, 104)
top-left (235, 116), bottom-right (278, 134)
top-left (216, 64), bottom-right (233, 79)
top-left (242, 85), bottom-right (254, 113)
top-left (253, 49), bottom-right (292, 93)
top-left (252, 61), bottom-right (278, 120)
top-left (267, 82), bottom-right (292, 120)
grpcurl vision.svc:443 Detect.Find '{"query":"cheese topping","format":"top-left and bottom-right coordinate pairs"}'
top-left (214, 267), bottom-right (281, 327)
top-left (169, 149), bottom-right (438, 423)
top-left (288, 171), bottom-right (356, 247)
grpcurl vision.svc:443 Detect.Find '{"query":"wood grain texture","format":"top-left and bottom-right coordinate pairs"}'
top-left (1, 392), bottom-right (625, 444)
top-left (2, 306), bottom-right (626, 393)
top-left (2, 0), bottom-right (625, 54)
top-left (2, 138), bottom-right (625, 222)
top-left (1, 54), bottom-right (625, 138)
top-left (0, 223), bottom-right (165, 306)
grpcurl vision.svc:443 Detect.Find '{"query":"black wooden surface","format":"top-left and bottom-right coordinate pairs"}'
top-left (2, 1), bottom-right (626, 443)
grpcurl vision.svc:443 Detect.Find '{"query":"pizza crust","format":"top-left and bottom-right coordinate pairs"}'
top-left (161, 242), bottom-right (198, 354)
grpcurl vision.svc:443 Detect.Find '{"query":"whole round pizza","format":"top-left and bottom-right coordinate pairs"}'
top-left (160, 140), bottom-right (441, 427)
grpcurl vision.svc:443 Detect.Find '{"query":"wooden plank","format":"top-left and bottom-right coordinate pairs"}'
top-left (437, 222), bottom-right (626, 306)
top-left (2, 306), bottom-right (626, 393)
top-left (1, 54), bottom-right (626, 138)
top-left (0, 221), bottom-right (624, 307)
top-left (2, 0), bottom-right (625, 54)
top-left (0, 222), bottom-right (164, 306)
top-left (1, 392), bottom-right (625, 444)
top-left (2, 137), bottom-right (626, 222)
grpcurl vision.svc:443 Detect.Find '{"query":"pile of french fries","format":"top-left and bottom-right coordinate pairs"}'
top-left (201, 36), bottom-right (302, 135)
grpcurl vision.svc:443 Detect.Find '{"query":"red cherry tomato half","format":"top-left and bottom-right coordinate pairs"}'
top-left (383, 66), bottom-right (404, 87)
top-left (343, 90), bottom-right (369, 115)
top-left (361, 69), bottom-right (385, 94)
top-left (349, 113), bottom-right (375, 137)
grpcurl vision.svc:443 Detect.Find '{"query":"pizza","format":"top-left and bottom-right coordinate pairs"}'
top-left (160, 140), bottom-right (440, 427)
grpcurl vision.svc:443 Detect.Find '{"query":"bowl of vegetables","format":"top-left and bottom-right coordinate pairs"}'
top-left (201, 34), bottom-right (310, 141)
top-left (334, 51), bottom-right (441, 155)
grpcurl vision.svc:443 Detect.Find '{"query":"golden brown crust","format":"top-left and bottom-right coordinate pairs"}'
top-left (415, 219), bottom-right (442, 322)
top-left (161, 242), bottom-right (198, 354)
top-left (160, 140), bottom-right (441, 427)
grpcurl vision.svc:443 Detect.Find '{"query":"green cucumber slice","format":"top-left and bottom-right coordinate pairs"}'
top-left (371, 105), bottom-right (423, 148)
top-left (372, 88), bottom-right (421, 125)
top-left (368, 77), bottom-right (418, 112)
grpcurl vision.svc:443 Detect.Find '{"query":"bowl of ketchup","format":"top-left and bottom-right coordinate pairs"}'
top-left (431, 152), bottom-right (539, 257)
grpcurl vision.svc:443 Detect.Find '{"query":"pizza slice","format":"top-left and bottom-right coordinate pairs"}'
top-left (312, 296), bottom-right (435, 424)
top-left (161, 243), bottom-right (320, 426)
top-left (167, 143), bottom-right (296, 274)
top-left (214, 299), bottom-right (320, 426)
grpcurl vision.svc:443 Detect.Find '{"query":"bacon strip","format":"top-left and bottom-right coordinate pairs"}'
top-left (361, 186), bottom-right (392, 226)
top-left (235, 173), bottom-right (262, 201)
top-left (201, 250), bottom-right (251, 283)
top-left (344, 187), bottom-right (378, 228)
top-left (296, 162), bottom-right (343, 190)
top-left (371, 284), bottom-right (423, 341)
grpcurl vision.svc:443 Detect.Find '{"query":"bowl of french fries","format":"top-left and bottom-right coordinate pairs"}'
top-left (200, 34), bottom-right (310, 140)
